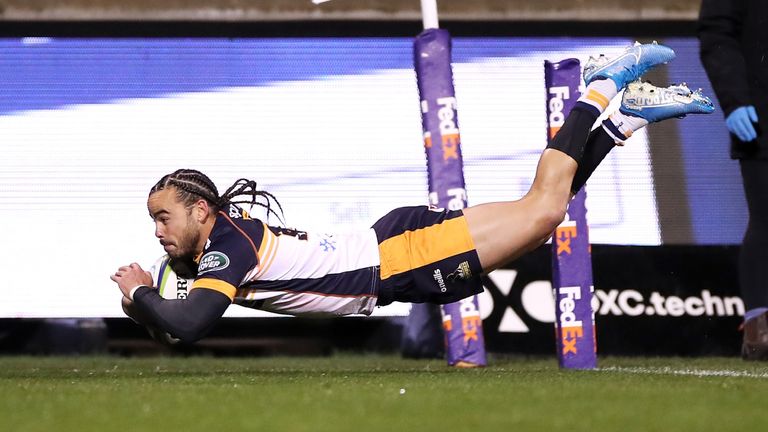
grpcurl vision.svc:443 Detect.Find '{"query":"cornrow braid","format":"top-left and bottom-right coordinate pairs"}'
top-left (150, 169), bottom-right (222, 211)
top-left (221, 178), bottom-right (285, 225)
top-left (150, 169), bottom-right (285, 224)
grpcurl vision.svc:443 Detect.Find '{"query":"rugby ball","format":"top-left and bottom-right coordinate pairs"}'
top-left (150, 255), bottom-right (194, 300)
top-left (139, 254), bottom-right (196, 345)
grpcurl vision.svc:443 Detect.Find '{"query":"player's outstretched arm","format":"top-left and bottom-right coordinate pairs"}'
top-left (111, 262), bottom-right (231, 344)
top-left (121, 297), bottom-right (182, 346)
top-left (131, 287), bottom-right (231, 344)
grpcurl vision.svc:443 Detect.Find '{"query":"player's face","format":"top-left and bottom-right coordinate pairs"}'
top-left (148, 188), bottom-right (202, 260)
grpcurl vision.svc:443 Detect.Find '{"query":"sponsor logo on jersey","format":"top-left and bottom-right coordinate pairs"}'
top-left (319, 235), bottom-right (337, 252)
top-left (198, 251), bottom-right (230, 275)
top-left (176, 278), bottom-right (189, 299)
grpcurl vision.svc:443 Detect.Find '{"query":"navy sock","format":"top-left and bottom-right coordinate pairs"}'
top-left (545, 102), bottom-right (599, 163)
top-left (571, 126), bottom-right (616, 194)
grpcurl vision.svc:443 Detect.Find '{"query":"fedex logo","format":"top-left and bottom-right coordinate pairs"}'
top-left (548, 86), bottom-right (570, 138)
top-left (436, 97), bottom-right (460, 160)
top-left (459, 297), bottom-right (482, 343)
top-left (442, 314), bottom-right (453, 332)
top-left (446, 187), bottom-right (466, 211)
top-left (428, 189), bottom-right (466, 211)
top-left (555, 218), bottom-right (577, 255)
top-left (558, 285), bottom-right (584, 355)
top-left (441, 297), bottom-right (483, 344)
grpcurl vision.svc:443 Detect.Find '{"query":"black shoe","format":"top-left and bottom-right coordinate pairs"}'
top-left (742, 312), bottom-right (768, 360)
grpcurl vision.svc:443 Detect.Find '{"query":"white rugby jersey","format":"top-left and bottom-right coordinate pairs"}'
top-left (191, 205), bottom-right (381, 316)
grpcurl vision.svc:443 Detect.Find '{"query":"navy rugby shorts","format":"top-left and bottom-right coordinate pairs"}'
top-left (372, 205), bottom-right (484, 306)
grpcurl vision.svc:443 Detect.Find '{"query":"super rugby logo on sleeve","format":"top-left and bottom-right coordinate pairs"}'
top-left (197, 251), bottom-right (230, 275)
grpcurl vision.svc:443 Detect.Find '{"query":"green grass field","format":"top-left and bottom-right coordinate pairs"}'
top-left (1, 354), bottom-right (767, 431)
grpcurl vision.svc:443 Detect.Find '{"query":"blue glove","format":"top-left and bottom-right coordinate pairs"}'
top-left (726, 106), bottom-right (759, 142)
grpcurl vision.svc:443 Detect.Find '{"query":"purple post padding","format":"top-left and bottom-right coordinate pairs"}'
top-left (439, 297), bottom-right (486, 366)
top-left (545, 59), bottom-right (597, 370)
top-left (414, 28), bottom-right (486, 367)
top-left (414, 28), bottom-right (466, 208)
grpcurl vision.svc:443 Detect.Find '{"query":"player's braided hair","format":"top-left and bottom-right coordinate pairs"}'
top-left (150, 169), bottom-right (285, 224)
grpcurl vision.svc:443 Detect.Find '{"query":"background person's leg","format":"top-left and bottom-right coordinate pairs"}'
top-left (739, 159), bottom-right (768, 360)
top-left (739, 159), bottom-right (768, 313)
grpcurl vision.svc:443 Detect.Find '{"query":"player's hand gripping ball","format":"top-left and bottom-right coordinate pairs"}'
top-left (123, 255), bottom-right (196, 345)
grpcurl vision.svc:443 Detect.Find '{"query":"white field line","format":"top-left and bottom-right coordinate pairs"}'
top-left (599, 366), bottom-right (768, 379)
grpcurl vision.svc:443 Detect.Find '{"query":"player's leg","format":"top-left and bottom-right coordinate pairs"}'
top-left (464, 42), bottom-right (675, 271)
top-left (461, 102), bottom-right (607, 270)
top-left (462, 148), bottom-right (576, 271)
top-left (462, 111), bottom-right (600, 270)
top-left (464, 42), bottom-right (717, 272)
top-left (467, 79), bottom-right (715, 272)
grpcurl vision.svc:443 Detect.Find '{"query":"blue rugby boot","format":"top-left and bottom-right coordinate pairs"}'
top-left (620, 81), bottom-right (715, 122)
top-left (583, 41), bottom-right (676, 90)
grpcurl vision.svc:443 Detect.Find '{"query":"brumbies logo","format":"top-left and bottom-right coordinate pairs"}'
top-left (446, 261), bottom-right (472, 282)
top-left (198, 251), bottom-right (230, 275)
top-left (228, 204), bottom-right (249, 219)
top-left (229, 204), bottom-right (242, 219)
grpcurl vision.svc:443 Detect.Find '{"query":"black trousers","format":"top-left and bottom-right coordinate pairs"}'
top-left (739, 159), bottom-right (768, 310)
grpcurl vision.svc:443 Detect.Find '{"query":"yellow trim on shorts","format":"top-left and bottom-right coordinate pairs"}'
top-left (378, 214), bottom-right (475, 280)
top-left (192, 278), bottom-right (236, 300)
